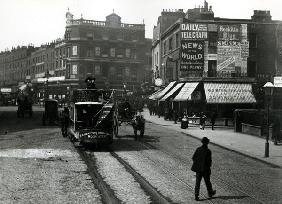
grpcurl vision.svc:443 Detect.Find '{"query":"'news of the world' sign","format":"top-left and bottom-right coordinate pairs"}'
top-left (180, 41), bottom-right (204, 71)
top-left (181, 23), bottom-right (208, 40)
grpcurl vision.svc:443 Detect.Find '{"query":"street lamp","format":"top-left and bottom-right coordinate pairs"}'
top-left (263, 82), bottom-right (274, 157)
top-left (45, 70), bottom-right (49, 99)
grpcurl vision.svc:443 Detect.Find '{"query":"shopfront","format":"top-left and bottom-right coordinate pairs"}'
top-left (203, 82), bottom-right (257, 117)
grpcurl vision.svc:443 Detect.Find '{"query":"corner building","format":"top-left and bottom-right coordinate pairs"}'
top-left (153, 1), bottom-right (282, 118)
top-left (64, 10), bottom-right (149, 90)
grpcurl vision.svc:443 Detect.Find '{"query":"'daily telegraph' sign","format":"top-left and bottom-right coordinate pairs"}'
top-left (181, 23), bottom-right (208, 40)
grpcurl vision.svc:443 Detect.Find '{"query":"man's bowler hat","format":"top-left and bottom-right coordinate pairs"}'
top-left (201, 137), bottom-right (210, 144)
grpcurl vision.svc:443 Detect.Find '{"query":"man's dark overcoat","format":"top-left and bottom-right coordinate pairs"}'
top-left (191, 145), bottom-right (212, 173)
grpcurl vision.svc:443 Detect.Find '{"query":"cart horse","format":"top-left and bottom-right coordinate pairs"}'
top-left (116, 94), bottom-right (145, 139)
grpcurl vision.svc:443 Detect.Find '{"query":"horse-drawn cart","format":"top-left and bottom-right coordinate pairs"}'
top-left (114, 90), bottom-right (145, 138)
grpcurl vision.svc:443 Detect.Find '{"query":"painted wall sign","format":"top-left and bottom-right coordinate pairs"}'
top-left (181, 23), bottom-right (208, 40)
top-left (218, 24), bottom-right (240, 41)
top-left (217, 24), bottom-right (249, 75)
top-left (180, 41), bottom-right (204, 71)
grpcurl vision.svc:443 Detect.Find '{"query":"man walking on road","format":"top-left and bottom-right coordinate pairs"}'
top-left (191, 137), bottom-right (216, 201)
top-left (210, 112), bottom-right (217, 130)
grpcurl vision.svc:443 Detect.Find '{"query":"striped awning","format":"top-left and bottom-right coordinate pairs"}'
top-left (148, 89), bottom-right (163, 100)
top-left (204, 83), bottom-right (257, 104)
top-left (155, 81), bottom-right (176, 100)
top-left (173, 82), bottom-right (199, 101)
top-left (160, 83), bottom-right (184, 101)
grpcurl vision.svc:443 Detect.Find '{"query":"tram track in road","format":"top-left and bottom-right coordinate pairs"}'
top-left (76, 143), bottom-right (172, 204)
top-left (76, 147), bottom-right (120, 204)
top-left (137, 139), bottom-right (265, 204)
top-left (113, 140), bottom-right (215, 204)
top-left (109, 150), bottom-right (171, 204)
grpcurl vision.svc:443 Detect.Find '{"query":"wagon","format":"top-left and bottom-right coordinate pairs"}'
top-left (114, 91), bottom-right (145, 139)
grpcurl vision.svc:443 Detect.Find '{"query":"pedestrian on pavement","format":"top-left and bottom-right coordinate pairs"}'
top-left (211, 112), bottom-right (217, 130)
top-left (272, 117), bottom-right (281, 145)
top-left (199, 112), bottom-right (207, 130)
top-left (61, 107), bottom-right (69, 137)
top-left (191, 137), bottom-right (216, 201)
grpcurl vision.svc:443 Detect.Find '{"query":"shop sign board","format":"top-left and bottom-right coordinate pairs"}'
top-left (181, 23), bottom-right (208, 40)
top-left (0, 88), bottom-right (12, 93)
top-left (180, 40), bottom-right (204, 71)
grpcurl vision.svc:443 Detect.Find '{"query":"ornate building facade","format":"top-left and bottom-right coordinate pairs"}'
top-left (63, 10), bottom-right (151, 90)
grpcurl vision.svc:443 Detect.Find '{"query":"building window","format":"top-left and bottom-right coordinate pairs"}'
top-left (163, 41), bottom-right (167, 55)
top-left (72, 46), bottom-right (77, 56)
top-left (94, 65), bottom-right (101, 75)
top-left (108, 67), bottom-right (115, 80)
top-left (110, 48), bottom-right (115, 57)
top-left (67, 47), bottom-right (70, 57)
top-left (117, 68), bottom-right (123, 80)
top-left (65, 32), bottom-right (71, 40)
top-left (125, 67), bottom-right (130, 78)
top-left (87, 47), bottom-right (93, 57)
top-left (131, 68), bottom-right (137, 81)
top-left (156, 52), bottom-right (159, 64)
top-left (86, 32), bottom-right (94, 40)
top-left (72, 64), bottom-right (78, 74)
top-left (125, 48), bottom-right (131, 58)
top-left (169, 38), bottom-right (173, 50)
top-left (95, 47), bottom-right (101, 56)
top-left (176, 33), bottom-right (179, 48)
top-left (208, 32), bottom-right (217, 54)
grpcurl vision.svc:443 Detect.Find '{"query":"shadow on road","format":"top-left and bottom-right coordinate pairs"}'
top-left (0, 110), bottom-right (58, 135)
top-left (201, 195), bottom-right (248, 201)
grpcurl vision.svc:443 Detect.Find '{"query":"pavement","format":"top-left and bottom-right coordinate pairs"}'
top-left (143, 108), bottom-right (282, 168)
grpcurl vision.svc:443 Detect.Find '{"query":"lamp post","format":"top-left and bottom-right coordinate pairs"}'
top-left (45, 70), bottom-right (49, 99)
top-left (66, 86), bottom-right (70, 106)
top-left (263, 82), bottom-right (274, 157)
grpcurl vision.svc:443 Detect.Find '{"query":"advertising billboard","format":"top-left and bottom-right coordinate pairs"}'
top-left (217, 24), bottom-right (249, 75)
top-left (181, 23), bottom-right (208, 40)
top-left (180, 40), bottom-right (204, 71)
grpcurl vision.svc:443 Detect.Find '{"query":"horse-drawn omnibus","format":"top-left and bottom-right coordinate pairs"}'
top-left (62, 88), bottom-right (118, 146)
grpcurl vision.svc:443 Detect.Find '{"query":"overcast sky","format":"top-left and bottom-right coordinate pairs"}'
top-left (0, 0), bottom-right (282, 51)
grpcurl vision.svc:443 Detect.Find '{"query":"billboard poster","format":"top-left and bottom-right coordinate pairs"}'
top-left (180, 40), bottom-right (204, 71)
top-left (218, 24), bottom-right (240, 41)
top-left (181, 23), bottom-right (208, 40)
top-left (217, 24), bottom-right (249, 75)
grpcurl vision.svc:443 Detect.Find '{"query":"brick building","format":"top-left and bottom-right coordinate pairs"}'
top-left (153, 0), bottom-right (282, 118)
top-left (63, 10), bottom-right (151, 90)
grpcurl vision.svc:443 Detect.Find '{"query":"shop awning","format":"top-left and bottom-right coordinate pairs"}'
top-left (160, 83), bottom-right (184, 101)
top-left (204, 83), bottom-right (257, 104)
top-left (155, 81), bottom-right (176, 100)
top-left (173, 82), bottom-right (199, 101)
top-left (148, 89), bottom-right (163, 100)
